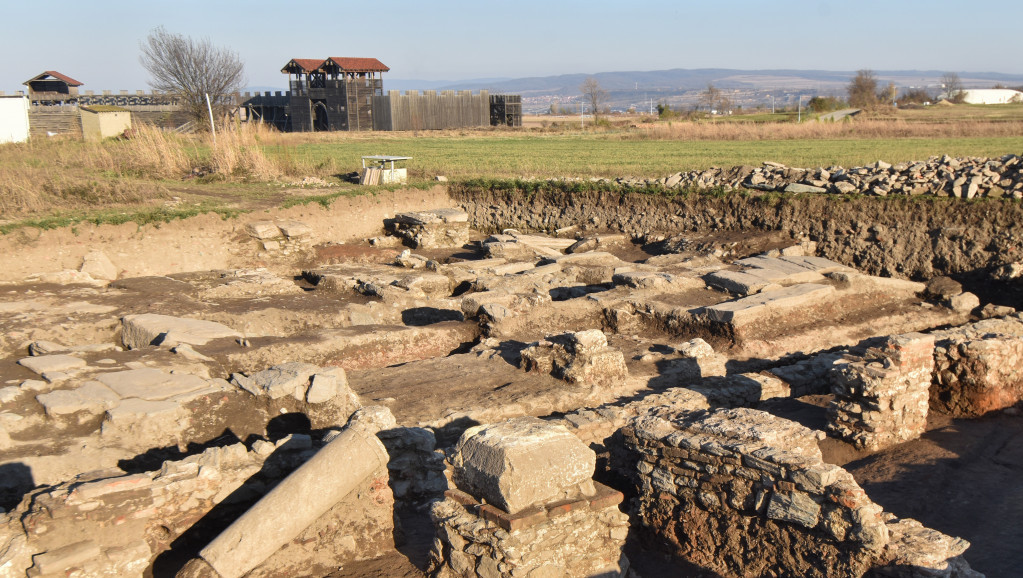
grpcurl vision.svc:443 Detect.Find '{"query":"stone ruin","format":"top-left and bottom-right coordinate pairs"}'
top-left (430, 417), bottom-right (629, 577)
top-left (0, 195), bottom-right (1020, 577)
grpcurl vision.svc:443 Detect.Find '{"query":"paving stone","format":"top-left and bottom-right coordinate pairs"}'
top-left (96, 368), bottom-right (209, 401)
top-left (17, 354), bottom-right (87, 376)
top-left (121, 313), bottom-right (242, 349)
top-left (36, 381), bottom-right (121, 416)
top-left (705, 283), bottom-right (836, 325)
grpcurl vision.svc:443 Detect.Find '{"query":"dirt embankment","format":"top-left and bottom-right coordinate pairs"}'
top-left (453, 187), bottom-right (1023, 297)
top-left (0, 187), bottom-right (451, 284)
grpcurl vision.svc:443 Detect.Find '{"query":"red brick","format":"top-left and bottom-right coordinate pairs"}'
top-left (445, 489), bottom-right (478, 508)
top-left (588, 482), bottom-right (625, 510)
top-left (480, 504), bottom-right (547, 532)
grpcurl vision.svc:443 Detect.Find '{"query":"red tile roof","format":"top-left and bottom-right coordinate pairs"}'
top-left (326, 57), bottom-right (389, 72)
top-left (24, 71), bottom-right (83, 86)
top-left (281, 59), bottom-right (326, 74)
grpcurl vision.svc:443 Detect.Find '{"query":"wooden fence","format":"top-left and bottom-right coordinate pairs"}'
top-left (372, 90), bottom-right (490, 131)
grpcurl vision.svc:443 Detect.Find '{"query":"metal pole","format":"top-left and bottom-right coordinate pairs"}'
top-left (206, 93), bottom-right (216, 147)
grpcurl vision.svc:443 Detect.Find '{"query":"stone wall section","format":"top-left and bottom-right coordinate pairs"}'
top-left (929, 313), bottom-right (1023, 417)
top-left (429, 485), bottom-right (629, 578)
top-left (827, 333), bottom-right (935, 451)
top-left (620, 407), bottom-right (978, 578)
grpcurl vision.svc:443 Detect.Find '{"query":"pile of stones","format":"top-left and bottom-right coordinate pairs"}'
top-left (604, 154), bottom-right (1023, 199)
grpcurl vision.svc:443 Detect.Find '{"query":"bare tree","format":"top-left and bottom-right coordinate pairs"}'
top-left (702, 83), bottom-right (721, 112)
top-left (941, 72), bottom-right (965, 103)
top-left (580, 77), bottom-right (608, 120)
top-left (140, 27), bottom-right (245, 129)
top-left (847, 69), bottom-right (878, 109)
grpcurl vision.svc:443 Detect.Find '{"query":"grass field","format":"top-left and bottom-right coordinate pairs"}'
top-left (282, 134), bottom-right (1023, 180)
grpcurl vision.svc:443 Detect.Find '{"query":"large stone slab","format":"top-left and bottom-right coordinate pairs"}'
top-left (95, 368), bottom-right (209, 401)
top-left (121, 314), bottom-right (242, 349)
top-left (452, 417), bottom-right (596, 513)
top-left (705, 283), bottom-right (837, 325)
top-left (36, 381), bottom-right (121, 416)
top-left (703, 269), bottom-right (774, 295)
top-left (17, 354), bottom-right (87, 376)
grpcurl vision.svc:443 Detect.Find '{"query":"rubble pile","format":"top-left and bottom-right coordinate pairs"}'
top-left (608, 155), bottom-right (1023, 200)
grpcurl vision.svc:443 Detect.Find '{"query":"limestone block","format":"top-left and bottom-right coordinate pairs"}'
top-left (705, 283), bottom-right (836, 325)
top-left (36, 381), bottom-right (121, 416)
top-left (306, 368), bottom-right (349, 404)
top-left (394, 208), bottom-right (468, 225)
top-left (246, 362), bottom-right (321, 400)
top-left (452, 417), bottom-right (596, 513)
top-left (948, 291), bottom-right (980, 313)
top-left (30, 540), bottom-right (101, 575)
top-left (704, 269), bottom-right (772, 295)
top-left (121, 313), bottom-right (242, 349)
top-left (276, 220), bottom-right (312, 239)
top-left (17, 354), bottom-right (86, 376)
top-left (245, 221), bottom-right (281, 240)
top-left (96, 368), bottom-right (208, 401)
top-left (80, 250), bottom-right (118, 281)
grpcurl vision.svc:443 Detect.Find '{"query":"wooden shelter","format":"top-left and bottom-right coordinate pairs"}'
top-left (23, 71), bottom-right (83, 105)
top-left (282, 57), bottom-right (388, 132)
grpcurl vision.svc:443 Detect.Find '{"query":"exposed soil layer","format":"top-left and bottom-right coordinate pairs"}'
top-left (453, 187), bottom-right (1023, 308)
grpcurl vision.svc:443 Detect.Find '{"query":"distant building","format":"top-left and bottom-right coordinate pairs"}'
top-left (243, 57), bottom-right (521, 132)
top-left (960, 89), bottom-right (1023, 105)
top-left (80, 105), bottom-right (132, 141)
top-left (283, 57), bottom-right (388, 132)
top-left (23, 71), bottom-right (83, 105)
top-left (0, 95), bottom-right (30, 143)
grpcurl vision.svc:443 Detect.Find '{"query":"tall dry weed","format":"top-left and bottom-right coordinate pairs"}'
top-left (207, 122), bottom-right (284, 181)
top-left (113, 123), bottom-right (194, 178)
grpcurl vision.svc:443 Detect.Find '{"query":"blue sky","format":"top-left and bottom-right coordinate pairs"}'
top-left (3, 0), bottom-right (1021, 93)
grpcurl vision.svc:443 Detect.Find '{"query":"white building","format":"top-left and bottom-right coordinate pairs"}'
top-left (0, 95), bottom-right (30, 143)
top-left (960, 89), bottom-right (1023, 105)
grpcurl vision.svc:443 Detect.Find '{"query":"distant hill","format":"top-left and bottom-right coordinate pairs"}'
top-left (388, 68), bottom-right (1023, 113)
top-left (402, 68), bottom-right (1023, 95)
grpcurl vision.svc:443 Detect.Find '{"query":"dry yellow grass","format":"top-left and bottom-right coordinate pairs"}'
top-left (0, 122), bottom-right (293, 218)
top-left (613, 118), bottom-right (1023, 141)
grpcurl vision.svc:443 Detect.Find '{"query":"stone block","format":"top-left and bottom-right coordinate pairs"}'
top-left (96, 368), bottom-right (208, 401)
top-left (121, 313), bottom-right (242, 349)
top-left (30, 540), bottom-right (101, 575)
top-left (705, 283), bottom-right (836, 325)
top-left (80, 250), bottom-right (118, 281)
top-left (17, 354), bottom-right (87, 376)
top-left (36, 381), bottom-right (121, 416)
top-left (453, 417), bottom-right (596, 513)
top-left (245, 221), bottom-right (281, 240)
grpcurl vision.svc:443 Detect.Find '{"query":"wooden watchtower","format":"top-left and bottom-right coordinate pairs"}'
top-left (282, 57), bottom-right (388, 132)
top-left (23, 71), bottom-right (83, 105)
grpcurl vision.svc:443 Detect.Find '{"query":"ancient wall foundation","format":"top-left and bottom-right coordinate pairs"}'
top-left (619, 407), bottom-right (978, 578)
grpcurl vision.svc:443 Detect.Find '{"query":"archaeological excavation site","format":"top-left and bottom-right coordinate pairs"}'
top-left (1, 157), bottom-right (1022, 578)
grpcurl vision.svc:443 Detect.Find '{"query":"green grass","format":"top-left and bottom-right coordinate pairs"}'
top-left (0, 203), bottom-right (246, 235)
top-left (274, 134), bottom-right (1023, 180)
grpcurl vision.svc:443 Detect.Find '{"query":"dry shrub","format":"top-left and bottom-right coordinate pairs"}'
top-left (208, 122), bottom-right (283, 180)
top-left (113, 123), bottom-right (195, 178)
